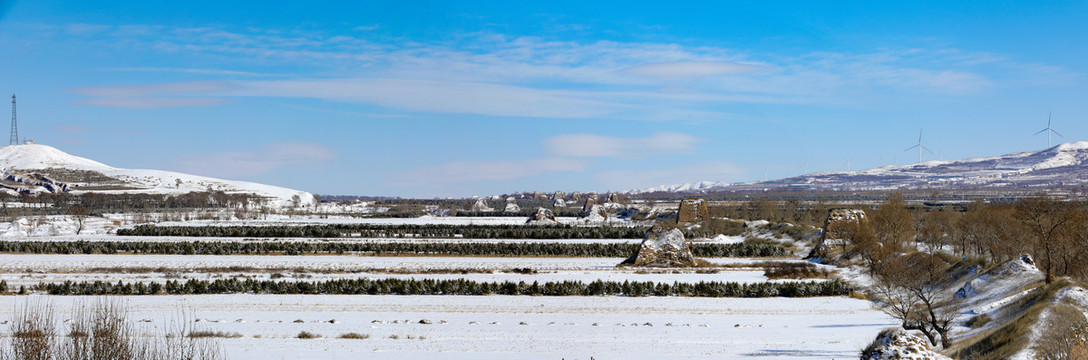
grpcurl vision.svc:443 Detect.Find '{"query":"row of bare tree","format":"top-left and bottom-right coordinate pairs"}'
top-left (831, 193), bottom-right (1087, 353)
top-left (827, 194), bottom-right (1088, 284)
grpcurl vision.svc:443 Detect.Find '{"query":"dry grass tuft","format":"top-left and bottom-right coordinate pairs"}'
top-left (187, 331), bottom-right (243, 339)
top-left (0, 299), bottom-right (225, 360)
top-left (966, 314), bottom-right (993, 329)
top-left (296, 331), bottom-right (320, 339)
top-left (338, 333), bottom-right (369, 340)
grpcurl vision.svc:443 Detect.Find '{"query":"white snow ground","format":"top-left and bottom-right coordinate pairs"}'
top-left (0, 294), bottom-right (896, 360)
top-left (0, 254), bottom-right (825, 287)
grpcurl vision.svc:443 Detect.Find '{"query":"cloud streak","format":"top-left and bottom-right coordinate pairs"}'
top-left (392, 158), bottom-right (587, 187)
top-left (165, 142), bottom-right (335, 178)
top-left (52, 25), bottom-right (1070, 118)
top-left (594, 161), bottom-right (747, 190)
top-left (543, 132), bottom-right (704, 158)
top-left (74, 97), bottom-right (231, 109)
top-left (621, 61), bottom-right (771, 80)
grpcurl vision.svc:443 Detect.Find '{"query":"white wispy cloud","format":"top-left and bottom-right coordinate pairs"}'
top-left (52, 24), bottom-right (1077, 117)
top-left (165, 142), bottom-right (335, 178)
top-left (68, 81), bottom-right (236, 97)
top-left (73, 97), bottom-right (231, 109)
top-left (543, 132), bottom-right (704, 158)
top-left (594, 161), bottom-right (747, 190)
top-left (391, 158), bottom-right (587, 187)
top-left (620, 61), bottom-right (772, 80)
top-left (102, 67), bottom-right (276, 77)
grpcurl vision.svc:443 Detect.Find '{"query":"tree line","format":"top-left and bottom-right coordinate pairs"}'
top-left (0, 240), bottom-right (788, 258)
top-left (822, 194), bottom-right (1088, 284)
top-left (118, 224), bottom-right (656, 239)
top-left (0, 191), bottom-right (266, 217)
top-left (823, 193), bottom-right (1088, 352)
top-left (33, 278), bottom-right (852, 297)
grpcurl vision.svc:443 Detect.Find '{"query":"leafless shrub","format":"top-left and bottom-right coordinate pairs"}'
top-left (966, 314), bottom-right (992, 329)
top-left (156, 309), bottom-right (226, 360)
top-left (337, 333), bottom-right (369, 340)
top-left (1, 299), bottom-right (225, 360)
top-left (5, 302), bottom-right (56, 360)
top-left (187, 331), bottom-right (242, 339)
top-left (295, 331), bottom-right (319, 339)
top-left (62, 300), bottom-right (158, 360)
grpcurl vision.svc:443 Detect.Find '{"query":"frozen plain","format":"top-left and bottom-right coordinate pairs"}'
top-left (0, 214), bottom-right (893, 359)
top-left (0, 294), bottom-right (895, 359)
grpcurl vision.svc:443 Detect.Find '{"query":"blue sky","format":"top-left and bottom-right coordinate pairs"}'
top-left (0, 1), bottom-right (1086, 197)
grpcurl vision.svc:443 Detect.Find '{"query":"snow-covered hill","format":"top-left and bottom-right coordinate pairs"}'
top-left (0, 144), bottom-right (314, 207)
top-left (631, 181), bottom-right (728, 194)
top-left (635, 141), bottom-right (1088, 193)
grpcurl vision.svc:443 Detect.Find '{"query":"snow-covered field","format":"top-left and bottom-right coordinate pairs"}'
top-left (153, 216), bottom-right (633, 227)
top-left (0, 254), bottom-right (814, 272)
top-left (0, 254), bottom-right (827, 287)
top-left (0, 294), bottom-right (895, 360)
top-left (0, 213), bottom-right (890, 359)
top-left (13, 235), bottom-right (645, 244)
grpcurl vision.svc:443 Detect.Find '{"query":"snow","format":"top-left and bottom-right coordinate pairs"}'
top-left (1055, 286), bottom-right (1088, 309)
top-left (0, 254), bottom-right (816, 285)
top-left (0, 143), bottom-right (112, 170)
top-left (0, 213), bottom-right (897, 359)
top-left (633, 140), bottom-right (1088, 193)
top-left (0, 215), bottom-right (118, 237)
top-left (582, 204), bottom-right (608, 222)
top-left (956, 255), bottom-right (1044, 308)
top-left (0, 144), bottom-right (313, 207)
top-left (0, 294), bottom-right (896, 360)
top-left (0, 254), bottom-right (630, 273)
top-left (860, 329), bottom-right (951, 360)
top-left (638, 228), bottom-right (686, 254)
top-left (21, 234), bottom-right (642, 244)
top-left (153, 216), bottom-right (596, 227)
top-left (630, 180), bottom-right (728, 194)
top-left (703, 234), bottom-right (745, 244)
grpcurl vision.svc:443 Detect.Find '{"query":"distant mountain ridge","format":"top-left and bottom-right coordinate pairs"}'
top-left (0, 144), bottom-right (314, 207)
top-left (633, 141), bottom-right (1088, 194)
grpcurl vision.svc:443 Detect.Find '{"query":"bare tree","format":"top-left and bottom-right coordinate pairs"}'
top-left (918, 211), bottom-right (950, 253)
top-left (1016, 195), bottom-right (1077, 284)
top-left (871, 193), bottom-right (914, 253)
top-left (69, 205), bottom-right (89, 235)
top-left (871, 252), bottom-right (959, 348)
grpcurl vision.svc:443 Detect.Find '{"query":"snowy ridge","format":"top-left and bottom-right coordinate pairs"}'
top-left (0, 144), bottom-right (314, 207)
top-left (636, 141), bottom-right (1088, 193)
top-left (956, 255), bottom-right (1044, 308)
top-left (630, 180), bottom-right (727, 194)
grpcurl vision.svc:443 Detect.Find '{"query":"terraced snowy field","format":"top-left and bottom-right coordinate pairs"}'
top-left (0, 294), bottom-right (894, 360)
top-left (0, 216), bottom-right (890, 359)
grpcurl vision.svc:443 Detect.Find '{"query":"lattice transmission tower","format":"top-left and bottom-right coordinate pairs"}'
top-left (9, 94), bottom-right (17, 145)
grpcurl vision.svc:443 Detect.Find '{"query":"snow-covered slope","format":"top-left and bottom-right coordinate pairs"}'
top-left (0, 144), bottom-right (313, 207)
top-left (636, 141), bottom-right (1088, 193)
top-left (631, 181), bottom-right (728, 194)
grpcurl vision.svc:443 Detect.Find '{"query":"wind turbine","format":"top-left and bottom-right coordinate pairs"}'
top-left (1033, 112), bottom-right (1062, 148)
top-left (904, 129), bottom-right (933, 163)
